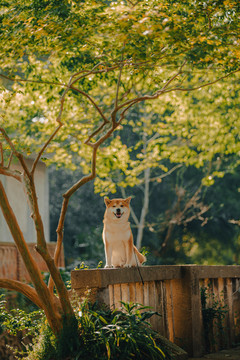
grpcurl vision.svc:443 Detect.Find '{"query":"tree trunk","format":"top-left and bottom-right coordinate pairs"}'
top-left (0, 180), bottom-right (63, 335)
top-left (136, 166), bottom-right (150, 249)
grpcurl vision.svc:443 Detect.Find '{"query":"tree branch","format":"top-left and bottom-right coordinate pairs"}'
top-left (150, 164), bottom-right (183, 183)
top-left (120, 187), bottom-right (139, 226)
top-left (164, 67), bottom-right (240, 94)
top-left (48, 146), bottom-right (98, 292)
top-left (0, 279), bottom-right (44, 309)
top-left (70, 85), bottom-right (109, 124)
top-left (31, 123), bottom-right (63, 174)
top-left (0, 168), bottom-right (22, 182)
top-left (0, 144), bottom-right (22, 181)
top-left (0, 180), bottom-right (61, 333)
top-left (0, 143), bottom-right (3, 166)
top-left (0, 127), bottom-right (31, 178)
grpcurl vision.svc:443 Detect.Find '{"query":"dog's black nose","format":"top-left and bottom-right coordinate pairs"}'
top-left (116, 208), bottom-right (121, 213)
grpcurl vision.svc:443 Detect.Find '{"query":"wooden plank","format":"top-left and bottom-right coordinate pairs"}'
top-left (165, 280), bottom-right (175, 343)
top-left (232, 279), bottom-right (240, 344)
top-left (217, 278), bottom-right (225, 350)
top-left (129, 282), bottom-right (136, 303)
top-left (143, 281), bottom-right (149, 307)
top-left (113, 284), bottom-right (122, 310)
top-left (121, 283), bottom-right (129, 305)
top-left (135, 282), bottom-right (144, 309)
top-left (109, 284), bottom-right (114, 309)
top-left (226, 278), bottom-right (234, 346)
top-left (162, 281), bottom-right (170, 339)
top-left (155, 281), bottom-right (165, 336)
top-left (148, 281), bottom-right (156, 329)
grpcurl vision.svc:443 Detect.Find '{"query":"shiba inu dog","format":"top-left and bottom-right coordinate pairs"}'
top-left (102, 197), bottom-right (146, 268)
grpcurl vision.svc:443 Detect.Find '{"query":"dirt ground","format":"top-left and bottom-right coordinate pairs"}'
top-left (189, 346), bottom-right (240, 360)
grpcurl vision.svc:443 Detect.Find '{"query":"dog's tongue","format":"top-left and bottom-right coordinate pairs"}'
top-left (116, 213), bottom-right (121, 218)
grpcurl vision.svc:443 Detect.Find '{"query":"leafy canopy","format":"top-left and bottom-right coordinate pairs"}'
top-left (1, 0), bottom-right (240, 175)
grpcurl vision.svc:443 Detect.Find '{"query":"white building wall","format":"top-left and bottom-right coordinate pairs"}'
top-left (0, 158), bottom-right (50, 243)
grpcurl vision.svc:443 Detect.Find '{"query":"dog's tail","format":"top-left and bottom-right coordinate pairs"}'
top-left (134, 246), bottom-right (146, 265)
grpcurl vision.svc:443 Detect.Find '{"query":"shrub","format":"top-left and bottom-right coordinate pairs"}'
top-left (0, 295), bottom-right (166, 360)
top-left (74, 301), bottom-right (165, 360)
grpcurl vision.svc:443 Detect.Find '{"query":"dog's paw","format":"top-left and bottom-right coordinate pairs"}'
top-left (123, 264), bottom-right (131, 268)
top-left (104, 265), bottom-right (112, 269)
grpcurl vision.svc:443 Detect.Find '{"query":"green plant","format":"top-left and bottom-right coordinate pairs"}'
top-left (201, 285), bottom-right (228, 352)
top-left (0, 295), bottom-right (43, 359)
top-left (1, 293), bottom-right (166, 360)
top-left (0, 295), bottom-right (43, 337)
top-left (0, 300), bottom-right (165, 360)
top-left (74, 301), bottom-right (165, 360)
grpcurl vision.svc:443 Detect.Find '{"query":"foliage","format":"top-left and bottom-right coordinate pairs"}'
top-left (47, 160), bottom-right (240, 267)
top-left (48, 165), bottom-right (105, 267)
top-left (0, 295), bottom-right (42, 337)
top-left (74, 301), bottom-right (165, 360)
top-left (1, 0), bottom-right (240, 342)
top-left (93, 75), bottom-right (240, 196)
top-left (0, 295), bottom-right (166, 360)
top-left (0, 294), bottom-right (43, 359)
top-left (1, 0), bottom-right (240, 168)
top-left (201, 285), bottom-right (229, 352)
top-left (141, 163), bottom-right (240, 265)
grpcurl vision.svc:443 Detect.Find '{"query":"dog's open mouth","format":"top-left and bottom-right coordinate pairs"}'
top-left (114, 212), bottom-right (124, 218)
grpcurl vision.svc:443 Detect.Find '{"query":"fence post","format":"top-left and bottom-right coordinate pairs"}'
top-left (170, 266), bottom-right (204, 357)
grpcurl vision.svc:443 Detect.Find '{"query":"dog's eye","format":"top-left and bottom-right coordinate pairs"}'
top-left (120, 205), bottom-right (124, 207)
top-left (113, 205), bottom-right (116, 207)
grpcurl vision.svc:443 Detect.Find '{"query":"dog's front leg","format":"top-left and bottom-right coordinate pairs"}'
top-left (104, 240), bottom-right (112, 268)
top-left (124, 234), bottom-right (134, 267)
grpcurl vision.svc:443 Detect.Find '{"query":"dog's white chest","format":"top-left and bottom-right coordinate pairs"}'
top-left (105, 227), bottom-right (131, 244)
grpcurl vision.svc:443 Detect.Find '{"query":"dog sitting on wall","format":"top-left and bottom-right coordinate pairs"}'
top-left (102, 197), bottom-right (146, 268)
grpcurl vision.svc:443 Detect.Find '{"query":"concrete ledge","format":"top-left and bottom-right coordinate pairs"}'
top-left (71, 265), bottom-right (183, 289)
top-left (71, 265), bottom-right (240, 290)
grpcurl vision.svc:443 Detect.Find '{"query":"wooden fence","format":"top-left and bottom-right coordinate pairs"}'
top-left (71, 265), bottom-right (240, 358)
top-left (0, 242), bottom-right (65, 282)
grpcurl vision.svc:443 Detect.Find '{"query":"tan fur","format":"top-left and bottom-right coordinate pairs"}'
top-left (102, 197), bottom-right (146, 268)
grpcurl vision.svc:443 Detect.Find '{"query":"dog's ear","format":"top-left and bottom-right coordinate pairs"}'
top-left (104, 197), bottom-right (111, 206)
top-left (125, 196), bottom-right (132, 205)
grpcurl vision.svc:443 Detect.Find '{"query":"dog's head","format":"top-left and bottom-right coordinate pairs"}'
top-left (104, 197), bottom-right (131, 222)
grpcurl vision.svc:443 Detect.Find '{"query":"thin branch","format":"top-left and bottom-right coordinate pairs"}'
top-left (48, 197), bottom-right (69, 293)
top-left (110, 65), bottom-right (124, 124)
top-left (157, 59), bottom-right (186, 93)
top-left (68, 62), bottom-right (110, 87)
top-left (114, 65), bottom-right (123, 114)
top-left (0, 127), bottom-right (31, 178)
top-left (84, 120), bottom-right (109, 145)
top-left (0, 279), bottom-right (44, 309)
top-left (48, 147), bottom-right (98, 292)
top-left (7, 151), bottom-right (14, 169)
top-left (114, 61), bottom-right (186, 114)
top-left (0, 143), bottom-right (3, 166)
top-left (0, 168), bottom-right (22, 182)
top-left (120, 187), bottom-right (139, 226)
top-left (111, 65), bottom-right (240, 119)
top-left (31, 123), bottom-right (63, 174)
top-left (0, 63), bottom-right (119, 91)
top-left (164, 67), bottom-right (240, 94)
top-left (70, 85), bottom-right (109, 123)
top-left (150, 164), bottom-right (183, 183)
